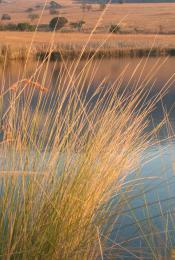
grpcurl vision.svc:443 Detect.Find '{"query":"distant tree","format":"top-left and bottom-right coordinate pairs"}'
top-left (119, 0), bottom-right (125, 3)
top-left (28, 13), bottom-right (39, 22)
top-left (35, 4), bottom-right (42, 9)
top-left (4, 23), bottom-right (17, 31)
top-left (26, 8), bottom-right (34, 13)
top-left (70, 20), bottom-right (85, 31)
top-left (49, 8), bottom-right (59, 15)
top-left (17, 23), bottom-right (28, 31)
top-left (17, 23), bottom-right (36, 31)
top-left (49, 1), bottom-right (62, 9)
top-left (0, 23), bottom-right (17, 31)
top-left (109, 24), bottom-right (120, 33)
top-left (1, 14), bottom-right (11, 20)
top-left (49, 16), bottom-right (68, 31)
top-left (99, 3), bottom-right (106, 11)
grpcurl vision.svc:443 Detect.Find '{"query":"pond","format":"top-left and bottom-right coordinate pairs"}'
top-left (1, 57), bottom-right (175, 259)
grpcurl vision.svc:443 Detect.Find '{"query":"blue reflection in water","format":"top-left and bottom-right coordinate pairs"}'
top-left (107, 141), bottom-right (175, 259)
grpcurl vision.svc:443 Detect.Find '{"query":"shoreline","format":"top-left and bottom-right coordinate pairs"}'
top-left (1, 46), bottom-right (175, 62)
top-left (1, 32), bottom-right (175, 61)
top-left (36, 48), bottom-right (175, 61)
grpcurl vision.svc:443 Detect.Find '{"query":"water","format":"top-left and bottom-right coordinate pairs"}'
top-left (1, 57), bottom-right (175, 259)
top-left (2, 57), bottom-right (175, 119)
top-left (111, 144), bottom-right (175, 258)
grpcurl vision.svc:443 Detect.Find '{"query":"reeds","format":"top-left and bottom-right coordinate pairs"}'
top-left (1, 36), bottom-right (175, 63)
top-left (0, 6), bottom-right (175, 257)
top-left (0, 41), bottom-right (173, 259)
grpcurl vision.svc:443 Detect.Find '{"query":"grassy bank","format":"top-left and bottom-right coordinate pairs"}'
top-left (1, 45), bottom-right (175, 62)
top-left (0, 32), bottom-right (175, 60)
top-left (1, 32), bottom-right (175, 61)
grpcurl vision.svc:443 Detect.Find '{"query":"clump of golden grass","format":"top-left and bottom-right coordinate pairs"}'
top-left (0, 48), bottom-right (171, 259)
top-left (0, 5), bottom-right (175, 257)
top-left (0, 4), bottom-right (175, 260)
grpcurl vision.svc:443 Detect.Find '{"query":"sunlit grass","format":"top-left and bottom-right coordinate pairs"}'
top-left (0, 5), bottom-right (175, 258)
top-left (0, 46), bottom-right (171, 259)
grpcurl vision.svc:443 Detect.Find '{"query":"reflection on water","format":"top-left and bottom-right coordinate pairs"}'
top-left (1, 57), bottom-right (175, 258)
top-left (1, 57), bottom-right (175, 116)
top-left (111, 143), bottom-right (175, 259)
top-left (1, 57), bottom-right (175, 136)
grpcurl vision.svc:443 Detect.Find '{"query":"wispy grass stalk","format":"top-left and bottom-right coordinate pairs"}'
top-left (0, 46), bottom-right (172, 259)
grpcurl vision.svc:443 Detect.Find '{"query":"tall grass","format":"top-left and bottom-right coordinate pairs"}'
top-left (1, 43), bottom-right (175, 63)
top-left (2, 34), bottom-right (175, 62)
top-left (0, 45), bottom-right (173, 259)
top-left (0, 5), bottom-right (175, 257)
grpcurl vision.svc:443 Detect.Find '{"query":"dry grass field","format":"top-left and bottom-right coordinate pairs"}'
top-left (0, 0), bottom-right (175, 33)
top-left (0, 1), bottom-right (175, 59)
top-left (0, 31), bottom-right (175, 61)
top-left (1, 1), bottom-right (175, 259)
top-left (1, 31), bottom-right (175, 47)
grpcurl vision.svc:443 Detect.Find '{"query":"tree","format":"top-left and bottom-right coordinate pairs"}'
top-left (26, 8), bottom-right (34, 13)
top-left (35, 4), bottom-right (42, 9)
top-left (17, 23), bottom-right (35, 31)
top-left (70, 20), bottom-right (85, 31)
top-left (4, 23), bottom-right (17, 31)
top-left (49, 17), bottom-right (68, 31)
top-left (28, 14), bottom-right (39, 22)
top-left (1, 14), bottom-right (11, 20)
top-left (49, 1), bottom-right (62, 9)
top-left (109, 24), bottom-right (120, 34)
top-left (99, 3), bottom-right (106, 11)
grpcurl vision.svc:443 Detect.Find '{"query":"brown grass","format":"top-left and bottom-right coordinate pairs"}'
top-left (0, 47), bottom-right (167, 259)
top-left (0, 32), bottom-right (175, 60)
top-left (0, 1), bottom-right (175, 59)
top-left (1, 1), bottom-right (175, 33)
top-left (1, 32), bottom-right (175, 47)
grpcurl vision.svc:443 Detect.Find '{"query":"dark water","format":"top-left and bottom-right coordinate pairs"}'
top-left (1, 57), bottom-right (175, 259)
top-left (2, 57), bottom-right (175, 118)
